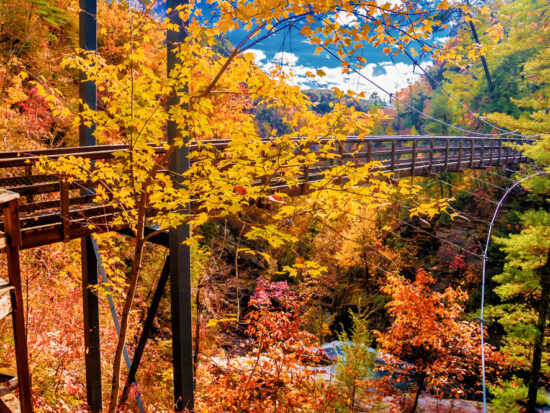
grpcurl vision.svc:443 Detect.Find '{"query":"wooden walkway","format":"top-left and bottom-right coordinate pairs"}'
top-left (0, 135), bottom-right (531, 251)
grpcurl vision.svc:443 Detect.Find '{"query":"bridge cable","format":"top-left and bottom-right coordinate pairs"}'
top-left (396, 42), bottom-right (537, 138)
top-left (434, 178), bottom-right (499, 205)
top-left (307, 28), bottom-right (535, 140)
top-left (478, 170), bottom-right (550, 413)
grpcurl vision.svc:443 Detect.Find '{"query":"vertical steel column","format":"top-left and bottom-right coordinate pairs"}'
top-left (79, 1), bottom-right (102, 412)
top-left (82, 237), bottom-right (102, 412)
top-left (167, 1), bottom-right (194, 411)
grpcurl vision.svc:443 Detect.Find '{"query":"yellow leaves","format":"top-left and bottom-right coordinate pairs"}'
top-left (480, 5), bottom-right (491, 15)
top-left (409, 198), bottom-right (451, 220)
top-left (438, 0), bottom-right (451, 10)
top-left (316, 69), bottom-right (326, 77)
top-left (206, 317), bottom-right (238, 328)
top-left (281, 261), bottom-right (327, 278)
top-left (463, 14), bottom-right (480, 24)
top-left (245, 225), bottom-right (296, 249)
top-left (383, 47), bottom-right (391, 54)
top-left (486, 22), bottom-right (504, 43)
top-left (300, 25), bottom-right (314, 37)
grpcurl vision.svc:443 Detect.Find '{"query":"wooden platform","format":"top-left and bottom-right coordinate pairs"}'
top-left (0, 368), bottom-right (19, 413)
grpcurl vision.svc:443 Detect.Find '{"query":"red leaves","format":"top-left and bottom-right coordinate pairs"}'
top-left (234, 185), bottom-right (247, 195)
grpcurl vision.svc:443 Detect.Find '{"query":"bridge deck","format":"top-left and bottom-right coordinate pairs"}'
top-left (0, 135), bottom-right (530, 251)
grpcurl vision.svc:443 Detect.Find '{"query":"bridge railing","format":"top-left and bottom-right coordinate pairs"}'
top-left (0, 135), bottom-right (532, 249)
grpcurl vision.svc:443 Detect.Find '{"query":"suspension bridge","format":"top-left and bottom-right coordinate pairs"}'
top-left (0, 134), bottom-right (532, 412)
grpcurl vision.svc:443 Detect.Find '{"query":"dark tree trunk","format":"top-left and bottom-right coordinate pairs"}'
top-left (468, 21), bottom-right (494, 92)
top-left (526, 248), bottom-right (550, 413)
top-left (410, 373), bottom-right (424, 413)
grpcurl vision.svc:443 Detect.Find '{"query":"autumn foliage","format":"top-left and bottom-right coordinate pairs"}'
top-left (377, 270), bottom-right (507, 410)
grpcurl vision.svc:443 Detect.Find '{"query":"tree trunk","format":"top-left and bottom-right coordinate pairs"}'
top-left (526, 247), bottom-right (550, 413)
top-left (468, 21), bottom-right (494, 92)
top-left (108, 234), bottom-right (146, 413)
top-left (410, 373), bottom-right (424, 413)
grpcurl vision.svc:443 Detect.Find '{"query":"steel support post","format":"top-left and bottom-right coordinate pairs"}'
top-left (81, 236), bottom-right (102, 412)
top-left (79, 1), bottom-right (101, 411)
top-left (167, 1), bottom-right (194, 411)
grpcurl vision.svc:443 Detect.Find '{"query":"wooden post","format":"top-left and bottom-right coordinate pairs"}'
top-left (498, 139), bottom-right (503, 165)
top-left (60, 179), bottom-right (70, 242)
top-left (367, 141), bottom-right (372, 163)
top-left (24, 165), bottom-right (33, 204)
top-left (429, 139), bottom-right (434, 173)
top-left (489, 140), bottom-right (494, 166)
top-left (444, 138), bottom-right (449, 171)
top-left (505, 141), bottom-right (510, 164)
top-left (470, 139), bottom-right (475, 169)
top-left (167, 1), bottom-right (194, 411)
top-left (458, 139), bottom-right (463, 171)
top-left (301, 164), bottom-right (309, 195)
top-left (3, 195), bottom-right (33, 413)
top-left (390, 140), bottom-right (396, 174)
top-left (411, 139), bottom-right (417, 178)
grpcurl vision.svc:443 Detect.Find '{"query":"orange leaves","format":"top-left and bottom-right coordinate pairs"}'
top-left (377, 270), bottom-right (507, 397)
top-left (196, 293), bottom-right (338, 412)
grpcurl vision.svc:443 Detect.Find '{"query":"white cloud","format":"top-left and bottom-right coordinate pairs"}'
top-left (246, 49), bottom-right (267, 64)
top-left (257, 57), bottom-right (431, 102)
top-left (273, 52), bottom-right (299, 66)
top-left (335, 11), bottom-right (358, 27)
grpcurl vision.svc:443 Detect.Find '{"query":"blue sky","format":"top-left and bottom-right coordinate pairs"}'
top-left (157, 1), bottom-right (447, 100)
top-left (223, 10), bottom-right (439, 101)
